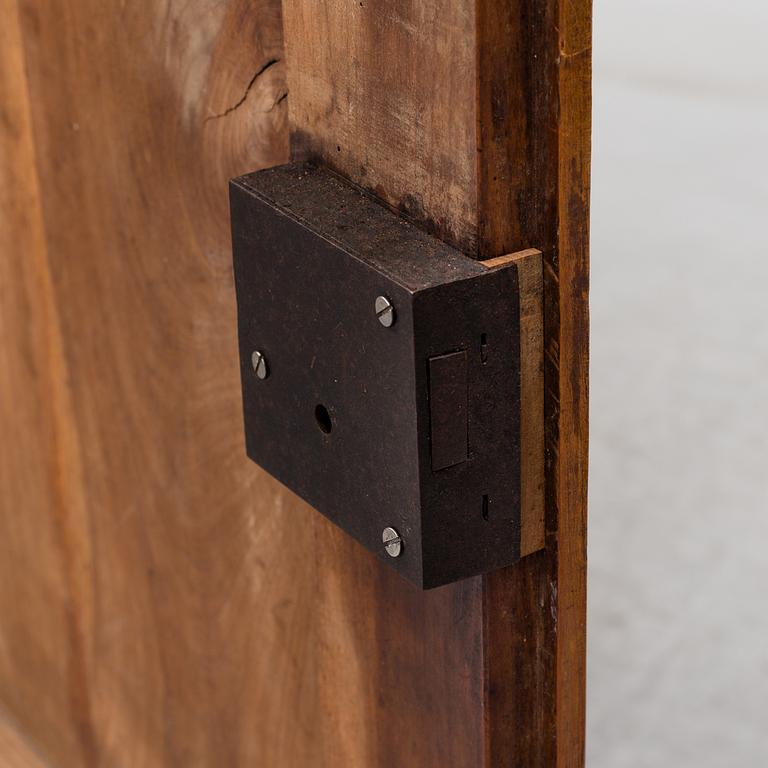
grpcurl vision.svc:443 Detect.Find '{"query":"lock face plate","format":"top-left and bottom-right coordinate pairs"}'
top-left (230, 163), bottom-right (521, 589)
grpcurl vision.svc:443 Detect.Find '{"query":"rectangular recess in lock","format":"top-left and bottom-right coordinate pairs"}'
top-left (428, 351), bottom-right (468, 471)
top-left (229, 162), bottom-right (522, 589)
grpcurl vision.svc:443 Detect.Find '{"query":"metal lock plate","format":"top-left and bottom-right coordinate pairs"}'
top-left (230, 163), bottom-right (521, 589)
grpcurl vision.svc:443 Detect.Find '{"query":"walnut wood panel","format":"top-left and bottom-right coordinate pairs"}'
top-left (281, 0), bottom-right (591, 766)
top-left (0, 0), bottom-right (306, 764)
top-left (282, 0), bottom-right (479, 251)
top-left (1, 0), bottom-right (589, 765)
top-left (0, 709), bottom-right (46, 768)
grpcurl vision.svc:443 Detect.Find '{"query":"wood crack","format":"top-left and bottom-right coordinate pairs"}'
top-left (205, 58), bottom-right (280, 122)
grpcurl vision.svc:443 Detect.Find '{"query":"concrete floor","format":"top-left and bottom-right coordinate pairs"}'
top-left (588, 2), bottom-right (768, 765)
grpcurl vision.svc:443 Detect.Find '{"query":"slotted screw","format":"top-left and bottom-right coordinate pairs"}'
top-left (382, 527), bottom-right (402, 558)
top-left (251, 350), bottom-right (268, 380)
top-left (375, 296), bottom-right (395, 327)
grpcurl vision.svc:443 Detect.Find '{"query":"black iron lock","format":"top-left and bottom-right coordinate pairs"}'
top-left (230, 162), bottom-right (526, 589)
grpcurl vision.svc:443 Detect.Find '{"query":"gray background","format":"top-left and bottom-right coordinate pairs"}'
top-left (588, 1), bottom-right (768, 765)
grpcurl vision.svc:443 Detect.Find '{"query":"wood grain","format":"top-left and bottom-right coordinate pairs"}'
top-left (479, 1), bottom-right (591, 763)
top-left (282, 0), bottom-right (479, 251)
top-left (0, 710), bottom-right (47, 768)
top-left (1, 0), bottom-right (589, 764)
top-left (477, 0), bottom-right (591, 762)
top-left (553, 3), bottom-right (592, 762)
top-left (0, 0), bottom-right (298, 764)
top-left (281, 0), bottom-right (591, 765)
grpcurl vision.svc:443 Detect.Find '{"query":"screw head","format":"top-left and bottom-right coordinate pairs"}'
top-left (375, 295), bottom-right (395, 327)
top-left (251, 350), bottom-right (268, 380)
top-left (382, 527), bottom-right (402, 558)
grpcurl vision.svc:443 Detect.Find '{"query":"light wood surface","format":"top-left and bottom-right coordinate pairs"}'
top-left (282, 0), bottom-right (479, 252)
top-left (0, 711), bottom-right (47, 768)
top-left (1, 0), bottom-right (295, 764)
top-left (1, 0), bottom-right (589, 765)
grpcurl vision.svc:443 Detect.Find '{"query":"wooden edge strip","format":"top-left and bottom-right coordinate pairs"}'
top-left (481, 248), bottom-right (544, 556)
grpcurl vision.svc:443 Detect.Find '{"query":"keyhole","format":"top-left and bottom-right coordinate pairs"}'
top-left (482, 494), bottom-right (490, 521)
top-left (315, 404), bottom-right (333, 434)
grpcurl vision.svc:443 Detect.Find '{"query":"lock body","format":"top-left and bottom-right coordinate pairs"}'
top-left (230, 163), bottom-right (521, 588)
